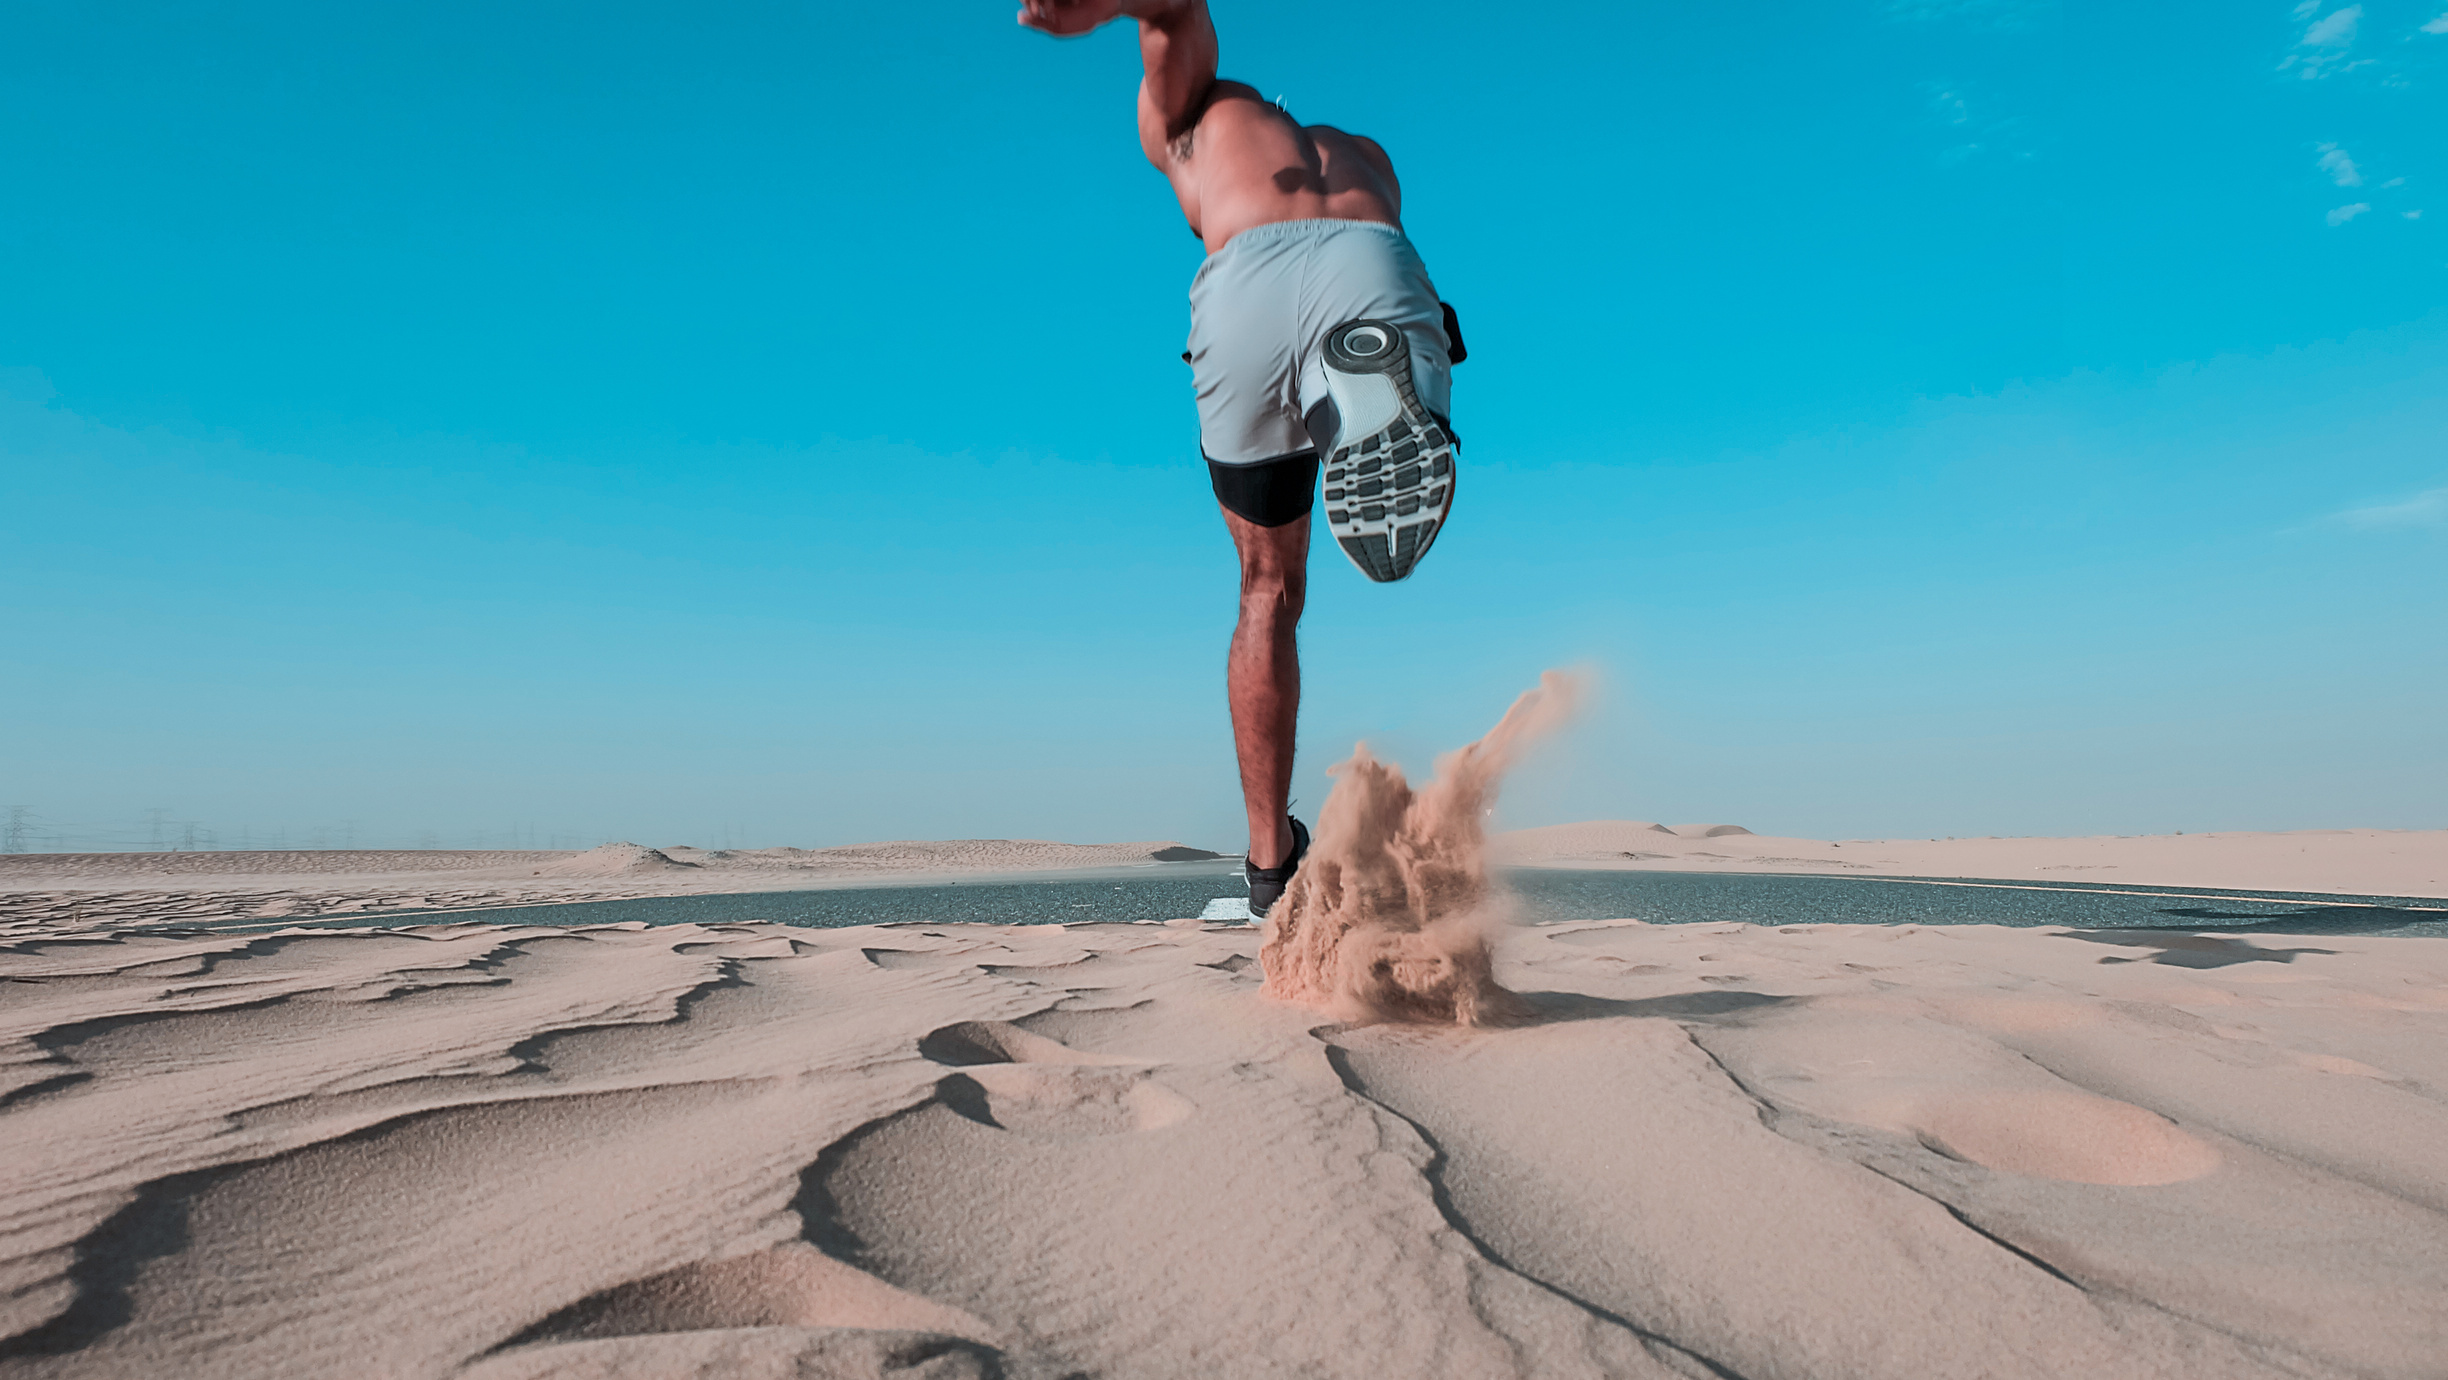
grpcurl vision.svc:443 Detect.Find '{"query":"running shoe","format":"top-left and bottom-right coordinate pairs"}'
top-left (1245, 815), bottom-right (1310, 920)
top-left (1318, 319), bottom-right (1457, 583)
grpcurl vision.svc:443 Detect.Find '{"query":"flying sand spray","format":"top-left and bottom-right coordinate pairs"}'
top-left (1259, 670), bottom-right (1581, 1025)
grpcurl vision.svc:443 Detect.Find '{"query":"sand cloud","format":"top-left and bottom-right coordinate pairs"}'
top-left (1260, 671), bottom-right (1580, 1026)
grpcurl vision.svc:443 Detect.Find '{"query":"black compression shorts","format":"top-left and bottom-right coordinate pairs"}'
top-left (1207, 450), bottom-right (1320, 528)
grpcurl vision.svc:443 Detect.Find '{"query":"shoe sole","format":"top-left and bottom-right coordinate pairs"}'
top-left (1319, 318), bottom-right (1456, 583)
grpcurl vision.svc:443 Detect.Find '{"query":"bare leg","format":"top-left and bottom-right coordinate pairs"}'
top-left (1222, 506), bottom-right (1307, 869)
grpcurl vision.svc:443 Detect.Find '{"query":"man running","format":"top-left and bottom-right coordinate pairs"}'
top-left (1020, 0), bottom-right (1462, 916)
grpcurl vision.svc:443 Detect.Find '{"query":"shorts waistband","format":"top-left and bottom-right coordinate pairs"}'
top-left (1200, 216), bottom-right (1408, 265)
top-left (1189, 216), bottom-right (1419, 292)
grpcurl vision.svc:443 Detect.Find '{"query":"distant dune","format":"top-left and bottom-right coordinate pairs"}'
top-left (0, 848), bottom-right (570, 879)
top-left (5, 825), bottom-right (2438, 938)
top-left (0, 838), bottom-right (1229, 935)
top-left (1494, 822), bottom-right (2448, 898)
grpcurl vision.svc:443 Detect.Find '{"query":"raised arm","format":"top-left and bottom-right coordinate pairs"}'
top-left (1018, 0), bottom-right (1217, 171)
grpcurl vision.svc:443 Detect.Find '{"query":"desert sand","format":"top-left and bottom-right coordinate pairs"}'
top-left (6, 674), bottom-right (2443, 1379)
top-left (1496, 821), bottom-right (2448, 899)
top-left (3, 912), bottom-right (2445, 1379)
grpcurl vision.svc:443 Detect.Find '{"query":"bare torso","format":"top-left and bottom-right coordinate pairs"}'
top-left (1163, 82), bottom-right (1401, 254)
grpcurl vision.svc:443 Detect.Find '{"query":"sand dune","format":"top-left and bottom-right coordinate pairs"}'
top-left (0, 848), bottom-right (573, 879)
top-left (1498, 821), bottom-right (2448, 898)
top-left (3, 913), bottom-right (2443, 1378)
top-left (534, 843), bottom-right (702, 876)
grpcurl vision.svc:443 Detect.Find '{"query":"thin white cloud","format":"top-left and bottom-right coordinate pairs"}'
top-left (1914, 80), bottom-right (2039, 167)
top-left (2327, 202), bottom-right (2372, 224)
top-left (2316, 143), bottom-right (2364, 186)
top-left (2382, 176), bottom-right (2407, 187)
top-left (2407, 209), bottom-right (2426, 219)
top-left (2281, 4), bottom-right (2368, 77)
top-left (2333, 486), bottom-right (2448, 529)
top-left (2423, 11), bottom-right (2448, 34)
top-left (2303, 4), bottom-right (2361, 44)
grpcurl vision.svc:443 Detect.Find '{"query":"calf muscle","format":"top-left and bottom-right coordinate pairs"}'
top-left (1224, 508), bottom-right (1305, 870)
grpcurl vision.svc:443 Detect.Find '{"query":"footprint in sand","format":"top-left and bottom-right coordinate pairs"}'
top-left (918, 1020), bottom-right (1194, 1140)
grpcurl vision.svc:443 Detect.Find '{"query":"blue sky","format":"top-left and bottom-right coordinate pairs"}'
top-left (4, 0), bottom-right (2443, 852)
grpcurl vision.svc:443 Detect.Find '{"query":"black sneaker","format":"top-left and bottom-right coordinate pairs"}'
top-left (1245, 815), bottom-right (1310, 920)
top-left (1318, 319), bottom-right (1457, 583)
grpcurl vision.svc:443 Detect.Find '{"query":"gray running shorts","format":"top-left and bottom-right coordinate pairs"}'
top-left (1187, 218), bottom-right (1453, 469)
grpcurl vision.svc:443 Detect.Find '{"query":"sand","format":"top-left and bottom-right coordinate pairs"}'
top-left (5, 800), bottom-right (2443, 1376)
top-left (0, 839), bottom-right (1223, 937)
top-left (3, 910), bottom-right (2445, 1379)
top-left (1497, 822), bottom-right (2448, 899)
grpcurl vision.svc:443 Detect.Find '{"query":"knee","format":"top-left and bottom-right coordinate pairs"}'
top-left (1239, 563), bottom-right (1306, 618)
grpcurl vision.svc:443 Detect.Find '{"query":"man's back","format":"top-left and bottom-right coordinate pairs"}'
top-left (1020, 0), bottom-right (1403, 252)
top-left (1158, 82), bottom-right (1402, 252)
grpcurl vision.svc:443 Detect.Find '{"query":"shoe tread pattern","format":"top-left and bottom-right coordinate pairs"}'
top-left (1319, 321), bottom-right (1456, 583)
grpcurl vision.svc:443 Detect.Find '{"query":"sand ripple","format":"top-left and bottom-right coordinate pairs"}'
top-left (2, 915), bottom-right (2445, 1378)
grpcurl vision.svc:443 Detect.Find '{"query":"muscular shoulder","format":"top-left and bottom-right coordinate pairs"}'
top-left (1170, 81), bottom-right (1274, 158)
top-left (1204, 79), bottom-right (1269, 110)
top-left (1305, 125), bottom-right (1395, 178)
